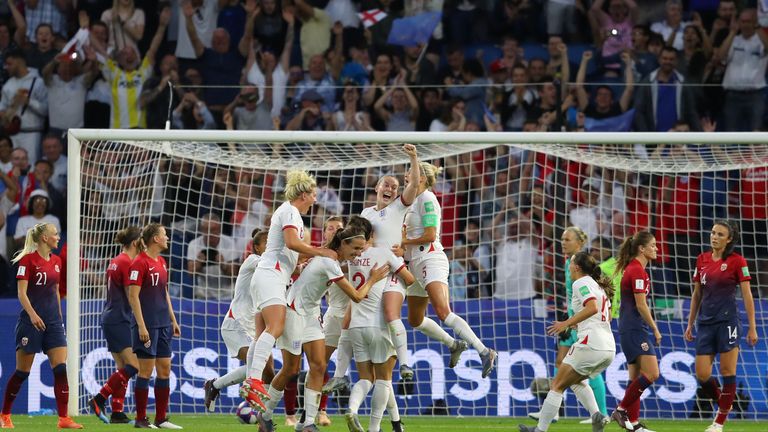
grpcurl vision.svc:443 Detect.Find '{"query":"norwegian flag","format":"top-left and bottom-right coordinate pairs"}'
top-left (59, 28), bottom-right (90, 62)
top-left (358, 9), bottom-right (387, 28)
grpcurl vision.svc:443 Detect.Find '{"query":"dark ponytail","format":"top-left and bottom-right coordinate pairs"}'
top-left (114, 226), bottom-right (142, 248)
top-left (572, 251), bottom-right (615, 300)
top-left (250, 228), bottom-right (268, 252)
top-left (327, 225), bottom-right (367, 251)
top-left (713, 219), bottom-right (740, 258)
top-left (615, 230), bottom-right (655, 277)
top-left (347, 215), bottom-right (373, 240)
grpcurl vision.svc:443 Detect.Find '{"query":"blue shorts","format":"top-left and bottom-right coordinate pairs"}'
top-left (103, 323), bottom-right (132, 353)
top-left (696, 321), bottom-right (740, 355)
top-left (15, 319), bottom-right (67, 354)
top-left (132, 325), bottom-right (172, 358)
top-left (619, 330), bottom-right (657, 364)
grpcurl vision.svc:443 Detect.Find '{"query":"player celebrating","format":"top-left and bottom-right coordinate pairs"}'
top-left (404, 162), bottom-right (497, 377)
top-left (204, 229), bottom-right (269, 412)
top-left (89, 226), bottom-right (143, 424)
top-left (685, 221), bottom-right (758, 432)
top-left (610, 231), bottom-right (660, 432)
top-left (0, 223), bottom-right (82, 429)
top-left (519, 251), bottom-right (614, 432)
top-left (127, 223), bottom-right (182, 429)
top-left (241, 170), bottom-right (337, 412)
top-left (256, 224), bottom-right (392, 432)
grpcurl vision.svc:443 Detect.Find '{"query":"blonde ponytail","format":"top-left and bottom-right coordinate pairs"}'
top-left (419, 162), bottom-right (443, 189)
top-left (284, 170), bottom-right (317, 201)
top-left (12, 223), bottom-right (50, 264)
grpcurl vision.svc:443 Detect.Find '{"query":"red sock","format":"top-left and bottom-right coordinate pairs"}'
top-left (627, 397), bottom-right (641, 423)
top-left (2, 371), bottom-right (29, 414)
top-left (701, 377), bottom-right (721, 401)
top-left (111, 377), bottom-right (127, 413)
top-left (619, 374), bottom-right (652, 413)
top-left (135, 377), bottom-right (150, 420)
top-left (715, 376), bottom-right (737, 425)
top-left (319, 373), bottom-right (330, 410)
top-left (52, 364), bottom-right (69, 417)
top-left (284, 376), bottom-right (298, 415)
top-left (99, 369), bottom-right (128, 400)
top-left (155, 378), bottom-right (170, 423)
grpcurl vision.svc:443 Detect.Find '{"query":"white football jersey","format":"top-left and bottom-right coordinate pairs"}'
top-left (348, 247), bottom-right (406, 329)
top-left (228, 254), bottom-right (260, 322)
top-left (571, 275), bottom-right (616, 351)
top-left (404, 190), bottom-right (444, 261)
top-left (326, 281), bottom-right (349, 317)
top-left (287, 257), bottom-right (344, 317)
top-left (258, 201), bottom-right (306, 284)
top-left (361, 197), bottom-right (410, 250)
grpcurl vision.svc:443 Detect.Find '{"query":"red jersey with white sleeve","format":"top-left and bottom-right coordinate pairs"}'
top-left (257, 201), bottom-right (305, 284)
top-left (571, 275), bottom-right (615, 351)
top-left (128, 251), bottom-right (170, 328)
top-left (693, 251), bottom-right (751, 325)
top-left (16, 251), bottom-right (62, 324)
top-left (618, 258), bottom-right (651, 333)
top-left (287, 256), bottom-right (344, 317)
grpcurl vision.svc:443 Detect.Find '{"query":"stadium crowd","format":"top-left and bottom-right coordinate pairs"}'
top-left (0, 0), bottom-right (766, 304)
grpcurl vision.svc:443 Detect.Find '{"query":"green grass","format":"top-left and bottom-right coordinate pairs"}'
top-left (6, 415), bottom-right (768, 431)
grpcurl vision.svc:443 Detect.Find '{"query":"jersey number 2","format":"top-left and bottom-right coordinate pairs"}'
top-left (352, 272), bottom-right (369, 299)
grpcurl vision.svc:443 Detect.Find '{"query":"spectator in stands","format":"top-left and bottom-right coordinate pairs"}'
top-left (0, 167), bottom-right (17, 296)
top-left (527, 57), bottom-right (547, 83)
top-left (224, 86), bottom-right (272, 131)
top-left (187, 212), bottom-right (240, 300)
top-left (495, 216), bottom-right (538, 300)
top-left (739, 162), bottom-right (768, 297)
top-left (42, 49), bottom-right (98, 136)
top-left (363, 52), bottom-right (395, 130)
top-left (527, 77), bottom-right (562, 131)
top-left (454, 219), bottom-right (492, 298)
top-left (176, 0), bottom-right (219, 61)
top-left (678, 22), bottom-right (711, 83)
top-left (545, 36), bottom-right (572, 81)
top-left (374, 77), bottom-right (419, 132)
top-left (575, 50), bottom-right (634, 118)
top-left (295, 54), bottom-right (336, 114)
top-left (329, 83), bottom-right (372, 131)
top-left (708, 0), bottom-right (737, 46)
top-left (172, 90), bottom-right (218, 129)
top-left (40, 134), bottom-right (65, 194)
top-left (0, 136), bottom-right (12, 172)
top-left (0, 21), bottom-right (19, 90)
top-left (285, 89), bottom-right (326, 131)
top-left (438, 44), bottom-right (465, 85)
top-left (140, 53), bottom-right (184, 130)
top-left (218, 0), bottom-right (246, 50)
top-left (720, 8), bottom-right (768, 132)
top-left (31, 159), bottom-right (64, 227)
top-left (546, 0), bottom-right (582, 41)
top-left (633, 46), bottom-right (701, 131)
top-left (415, 87), bottom-right (441, 131)
top-left (0, 49), bottom-right (47, 163)
top-left (20, 0), bottom-right (68, 42)
top-left (490, 0), bottom-right (536, 42)
top-left (403, 43), bottom-right (438, 87)
top-left (651, 0), bottom-right (691, 50)
top-left (446, 58), bottom-right (488, 124)
top-left (101, 0), bottom-right (145, 54)
top-left (295, 0), bottom-right (331, 69)
top-left (500, 64), bottom-right (536, 131)
top-left (497, 35), bottom-right (524, 72)
top-left (89, 6), bottom-right (169, 129)
top-left (83, 20), bottom-right (111, 129)
top-left (246, 0), bottom-right (287, 55)
top-left (588, 0), bottom-right (636, 75)
top-left (570, 183), bottom-right (608, 243)
top-left (631, 24), bottom-right (659, 79)
top-left (430, 97), bottom-right (466, 132)
top-left (7, 1), bottom-right (57, 72)
top-left (13, 189), bottom-right (60, 250)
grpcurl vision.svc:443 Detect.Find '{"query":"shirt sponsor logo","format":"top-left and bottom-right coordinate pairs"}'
top-left (641, 342), bottom-right (649, 351)
top-left (17, 266), bottom-right (26, 276)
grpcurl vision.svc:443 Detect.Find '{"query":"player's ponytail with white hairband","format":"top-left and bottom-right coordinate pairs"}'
top-left (572, 251), bottom-right (615, 300)
top-left (12, 223), bottom-right (49, 264)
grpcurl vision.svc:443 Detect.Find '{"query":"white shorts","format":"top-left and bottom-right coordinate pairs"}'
top-left (277, 308), bottom-right (325, 356)
top-left (562, 345), bottom-right (615, 379)
top-left (252, 268), bottom-right (289, 311)
top-left (407, 254), bottom-right (450, 297)
top-left (349, 327), bottom-right (396, 364)
top-left (323, 313), bottom-right (344, 347)
top-left (383, 275), bottom-right (406, 296)
top-left (221, 315), bottom-right (252, 358)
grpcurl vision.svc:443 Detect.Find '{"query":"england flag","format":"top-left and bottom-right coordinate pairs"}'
top-left (358, 9), bottom-right (387, 28)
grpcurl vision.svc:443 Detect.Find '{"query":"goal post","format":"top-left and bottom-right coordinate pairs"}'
top-left (65, 129), bottom-right (768, 419)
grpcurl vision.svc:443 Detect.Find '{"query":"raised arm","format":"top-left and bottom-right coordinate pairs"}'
top-left (42, 58), bottom-right (58, 86)
top-left (146, 7), bottom-right (171, 64)
top-left (575, 50), bottom-right (592, 111)
top-left (238, 0), bottom-right (259, 57)
top-left (403, 84), bottom-right (420, 119)
top-left (373, 87), bottom-right (394, 122)
top-left (182, 2), bottom-right (205, 58)
top-left (280, 8), bottom-right (296, 71)
top-left (400, 144), bottom-right (420, 205)
top-left (619, 51), bottom-right (634, 112)
top-left (328, 22), bottom-right (344, 81)
top-left (7, 0), bottom-right (28, 47)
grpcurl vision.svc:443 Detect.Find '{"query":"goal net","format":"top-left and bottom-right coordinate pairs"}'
top-left (62, 130), bottom-right (767, 421)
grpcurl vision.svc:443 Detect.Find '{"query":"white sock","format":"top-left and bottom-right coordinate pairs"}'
top-left (262, 386), bottom-right (284, 421)
top-left (537, 390), bottom-right (564, 432)
top-left (246, 339), bottom-right (257, 373)
top-left (443, 312), bottom-right (487, 353)
top-left (570, 379), bottom-right (599, 416)
top-left (247, 332), bottom-right (276, 379)
top-left (388, 319), bottom-right (409, 366)
top-left (333, 329), bottom-right (353, 378)
top-left (348, 379), bottom-right (373, 414)
top-left (303, 388), bottom-right (321, 425)
top-left (415, 317), bottom-right (454, 347)
top-left (214, 365), bottom-right (247, 389)
top-left (369, 380), bottom-right (391, 432)
top-left (387, 384), bottom-right (400, 421)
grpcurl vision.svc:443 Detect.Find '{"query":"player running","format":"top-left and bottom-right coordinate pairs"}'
top-left (610, 231), bottom-right (660, 432)
top-left (519, 251), bottom-right (614, 432)
top-left (685, 221), bottom-right (758, 432)
top-left (127, 223), bottom-right (182, 429)
top-left (0, 223), bottom-right (82, 429)
top-left (204, 229), bottom-right (269, 412)
top-left (89, 226), bottom-right (143, 424)
top-left (404, 162), bottom-right (497, 377)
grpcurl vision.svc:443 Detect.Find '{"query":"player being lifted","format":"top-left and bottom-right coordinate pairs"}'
top-left (519, 251), bottom-right (614, 432)
top-left (89, 226), bottom-right (143, 424)
top-left (1, 223), bottom-right (82, 429)
top-left (686, 221), bottom-right (758, 432)
top-left (404, 162), bottom-right (497, 377)
top-left (204, 229), bottom-right (270, 411)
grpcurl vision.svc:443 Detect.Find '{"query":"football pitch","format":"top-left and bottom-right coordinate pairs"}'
top-left (7, 415), bottom-right (768, 431)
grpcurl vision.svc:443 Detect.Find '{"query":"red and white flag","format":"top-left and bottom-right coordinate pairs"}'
top-left (358, 9), bottom-right (387, 28)
top-left (59, 28), bottom-right (90, 62)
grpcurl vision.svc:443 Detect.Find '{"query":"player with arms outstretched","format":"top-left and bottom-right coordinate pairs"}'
top-left (0, 223), bottom-right (82, 429)
top-left (127, 223), bottom-right (182, 429)
top-left (89, 226), bottom-right (143, 424)
top-left (685, 221), bottom-right (758, 432)
top-left (403, 162), bottom-right (497, 377)
top-left (610, 231), bottom-right (660, 432)
top-left (519, 251), bottom-right (614, 432)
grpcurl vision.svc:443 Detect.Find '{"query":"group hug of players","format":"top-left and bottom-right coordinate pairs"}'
top-left (0, 145), bottom-right (758, 432)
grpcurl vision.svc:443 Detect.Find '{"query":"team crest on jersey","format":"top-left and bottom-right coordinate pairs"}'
top-left (292, 340), bottom-right (301, 350)
top-left (720, 263), bottom-right (728, 272)
top-left (21, 337), bottom-right (28, 346)
top-left (54, 264), bottom-right (60, 272)
top-left (641, 342), bottom-right (649, 351)
top-left (380, 208), bottom-right (386, 217)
